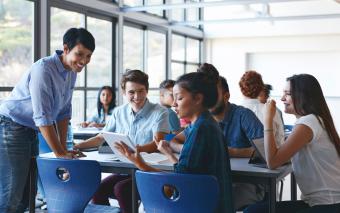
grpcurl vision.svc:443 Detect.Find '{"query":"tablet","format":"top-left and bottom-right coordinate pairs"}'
top-left (101, 132), bottom-right (169, 164)
top-left (102, 132), bottom-right (136, 162)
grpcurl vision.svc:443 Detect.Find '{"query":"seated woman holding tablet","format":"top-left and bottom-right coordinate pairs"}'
top-left (116, 72), bottom-right (234, 213)
top-left (245, 74), bottom-right (340, 213)
top-left (74, 69), bottom-right (170, 213)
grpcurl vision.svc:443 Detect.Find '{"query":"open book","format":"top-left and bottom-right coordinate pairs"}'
top-left (102, 132), bottom-right (169, 164)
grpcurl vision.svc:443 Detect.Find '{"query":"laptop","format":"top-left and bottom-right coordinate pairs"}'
top-left (248, 138), bottom-right (268, 168)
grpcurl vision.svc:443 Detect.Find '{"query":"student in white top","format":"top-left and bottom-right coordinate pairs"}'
top-left (245, 74), bottom-right (340, 213)
top-left (239, 70), bottom-right (285, 147)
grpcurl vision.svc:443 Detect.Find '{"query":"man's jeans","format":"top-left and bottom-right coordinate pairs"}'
top-left (0, 115), bottom-right (38, 213)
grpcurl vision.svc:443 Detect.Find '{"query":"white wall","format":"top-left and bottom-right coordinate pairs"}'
top-left (206, 34), bottom-right (340, 129)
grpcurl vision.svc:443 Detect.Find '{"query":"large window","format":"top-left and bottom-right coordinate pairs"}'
top-left (123, 25), bottom-right (144, 71)
top-left (0, 1), bottom-right (203, 124)
top-left (50, 6), bottom-right (114, 125)
top-left (123, 24), bottom-right (166, 103)
top-left (0, 0), bottom-right (34, 100)
top-left (171, 34), bottom-right (201, 80)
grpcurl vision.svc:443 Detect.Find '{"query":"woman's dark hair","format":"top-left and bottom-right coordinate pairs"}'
top-left (197, 63), bottom-right (220, 84)
top-left (97, 86), bottom-right (116, 118)
top-left (63, 28), bottom-right (95, 52)
top-left (239, 70), bottom-right (265, 98)
top-left (176, 72), bottom-right (218, 109)
top-left (288, 74), bottom-right (340, 156)
top-left (121, 70), bottom-right (149, 91)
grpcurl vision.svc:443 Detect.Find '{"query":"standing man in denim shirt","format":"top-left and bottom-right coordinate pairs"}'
top-left (0, 28), bottom-right (95, 212)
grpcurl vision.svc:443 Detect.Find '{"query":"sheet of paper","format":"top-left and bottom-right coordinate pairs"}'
top-left (140, 152), bottom-right (169, 164)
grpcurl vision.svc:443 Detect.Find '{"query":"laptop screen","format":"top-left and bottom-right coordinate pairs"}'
top-left (249, 138), bottom-right (267, 167)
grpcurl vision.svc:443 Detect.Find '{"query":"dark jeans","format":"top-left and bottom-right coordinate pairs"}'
top-left (0, 115), bottom-right (38, 213)
top-left (92, 174), bottom-right (137, 213)
top-left (244, 200), bottom-right (340, 213)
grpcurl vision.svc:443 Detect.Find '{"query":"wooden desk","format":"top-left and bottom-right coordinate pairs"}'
top-left (33, 152), bottom-right (295, 213)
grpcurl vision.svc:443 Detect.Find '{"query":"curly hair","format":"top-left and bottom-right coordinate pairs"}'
top-left (239, 70), bottom-right (265, 98)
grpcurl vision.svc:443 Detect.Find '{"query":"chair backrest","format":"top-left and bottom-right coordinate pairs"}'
top-left (135, 170), bottom-right (219, 213)
top-left (284, 124), bottom-right (294, 132)
top-left (37, 158), bottom-right (101, 213)
top-left (38, 133), bottom-right (52, 154)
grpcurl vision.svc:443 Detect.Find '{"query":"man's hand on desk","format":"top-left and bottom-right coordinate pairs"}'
top-left (70, 149), bottom-right (87, 158)
top-left (55, 149), bottom-right (86, 159)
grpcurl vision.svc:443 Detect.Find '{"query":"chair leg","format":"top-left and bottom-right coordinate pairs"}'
top-left (279, 180), bottom-right (284, 201)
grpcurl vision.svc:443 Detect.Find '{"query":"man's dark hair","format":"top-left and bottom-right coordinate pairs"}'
top-left (219, 76), bottom-right (229, 93)
top-left (264, 84), bottom-right (273, 97)
top-left (63, 28), bottom-right (95, 52)
top-left (197, 63), bottom-right (219, 84)
top-left (121, 70), bottom-right (149, 91)
top-left (159, 80), bottom-right (175, 90)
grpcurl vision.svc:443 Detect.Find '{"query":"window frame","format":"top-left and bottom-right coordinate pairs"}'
top-left (47, 0), bottom-right (117, 122)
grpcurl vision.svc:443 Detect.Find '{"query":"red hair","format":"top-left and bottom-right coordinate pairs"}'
top-left (239, 70), bottom-right (265, 98)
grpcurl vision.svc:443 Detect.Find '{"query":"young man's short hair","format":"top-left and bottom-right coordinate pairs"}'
top-left (121, 70), bottom-right (149, 91)
top-left (63, 28), bottom-right (95, 52)
top-left (159, 80), bottom-right (175, 90)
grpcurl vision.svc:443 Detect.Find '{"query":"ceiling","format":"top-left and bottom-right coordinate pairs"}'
top-left (120, 0), bottom-right (340, 38)
top-left (202, 0), bottom-right (340, 38)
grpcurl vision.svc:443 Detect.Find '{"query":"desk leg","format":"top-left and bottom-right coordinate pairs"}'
top-left (291, 173), bottom-right (297, 201)
top-left (29, 157), bottom-right (37, 213)
top-left (269, 178), bottom-right (276, 213)
top-left (131, 170), bottom-right (138, 213)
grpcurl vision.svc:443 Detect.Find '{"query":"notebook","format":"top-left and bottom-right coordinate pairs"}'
top-left (102, 132), bottom-right (168, 164)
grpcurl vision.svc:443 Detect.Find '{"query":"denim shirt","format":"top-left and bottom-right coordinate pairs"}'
top-left (220, 103), bottom-right (264, 148)
top-left (103, 99), bottom-right (170, 146)
top-left (0, 51), bottom-right (76, 129)
top-left (174, 111), bottom-right (234, 213)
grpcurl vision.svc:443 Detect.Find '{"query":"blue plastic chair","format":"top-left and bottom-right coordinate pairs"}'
top-left (38, 133), bottom-right (52, 153)
top-left (284, 124), bottom-right (293, 132)
top-left (37, 157), bottom-right (120, 213)
top-left (135, 170), bottom-right (219, 213)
